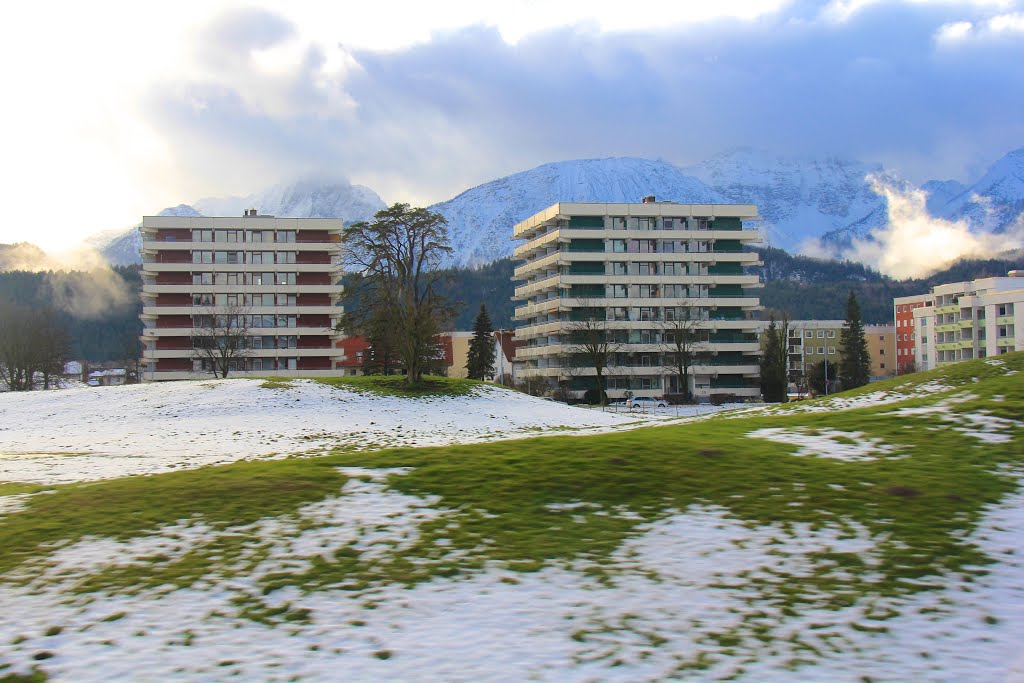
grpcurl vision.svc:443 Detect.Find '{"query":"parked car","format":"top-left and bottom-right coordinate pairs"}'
top-left (630, 396), bottom-right (667, 409)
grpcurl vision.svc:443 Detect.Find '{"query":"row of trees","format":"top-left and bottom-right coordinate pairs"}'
top-left (0, 304), bottom-right (72, 391)
top-left (759, 291), bottom-right (873, 402)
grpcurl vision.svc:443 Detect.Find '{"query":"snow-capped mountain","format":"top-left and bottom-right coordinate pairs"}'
top-left (931, 147), bottom-right (1024, 230)
top-left (684, 148), bottom-right (904, 251)
top-left (89, 148), bottom-right (1024, 269)
top-left (92, 180), bottom-right (385, 266)
top-left (429, 158), bottom-right (725, 266)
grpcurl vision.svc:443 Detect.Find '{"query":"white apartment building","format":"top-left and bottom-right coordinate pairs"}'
top-left (513, 200), bottom-right (763, 400)
top-left (140, 211), bottom-right (346, 381)
top-left (912, 272), bottom-right (1024, 370)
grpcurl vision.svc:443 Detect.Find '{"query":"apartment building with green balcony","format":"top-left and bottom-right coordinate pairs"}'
top-left (512, 199), bottom-right (763, 401)
top-left (911, 271), bottom-right (1024, 370)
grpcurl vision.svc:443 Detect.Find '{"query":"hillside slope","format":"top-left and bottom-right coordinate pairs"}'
top-left (0, 354), bottom-right (1021, 682)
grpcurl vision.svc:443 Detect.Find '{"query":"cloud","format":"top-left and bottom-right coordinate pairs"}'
top-left (836, 175), bottom-right (1024, 278)
top-left (140, 1), bottom-right (1024, 211)
top-left (935, 10), bottom-right (1024, 42)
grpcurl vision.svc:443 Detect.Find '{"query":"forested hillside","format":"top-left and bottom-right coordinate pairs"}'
top-left (0, 267), bottom-right (142, 362)
top-left (1, 252), bottom-right (1020, 361)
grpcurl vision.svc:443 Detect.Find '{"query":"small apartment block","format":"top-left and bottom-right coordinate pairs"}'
top-left (140, 212), bottom-right (345, 381)
top-left (780, 320), bottom-right (895, 388)
top-left (893, 293), bottom-right (931, 373)
top-left (513, 201), bottom-right (763, 400)
top-left (912, 272), bottom-right (1024, 370)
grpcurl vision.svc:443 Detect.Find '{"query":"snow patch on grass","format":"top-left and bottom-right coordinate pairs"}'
top-left (746, 427), bottom-right (903, 462)
top-left (885, 394), bottom-right (1022, 444)
top-left (1, 497), bottom-right (1022, 682)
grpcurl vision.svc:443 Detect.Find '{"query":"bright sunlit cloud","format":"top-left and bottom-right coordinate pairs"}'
top-left (0, 0), bottom-right (1021, 251)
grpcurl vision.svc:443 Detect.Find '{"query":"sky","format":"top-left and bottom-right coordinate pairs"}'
top-left (0, 0), bottom-right (1022, 250)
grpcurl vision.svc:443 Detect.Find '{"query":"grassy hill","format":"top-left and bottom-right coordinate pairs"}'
top-left (0, 353), bottom-right (1021, 680)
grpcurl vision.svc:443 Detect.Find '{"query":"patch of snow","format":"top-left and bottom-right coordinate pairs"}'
top-left (884, 394), bottom-right (1021, 444)
top-left (2, 492), bottom-right (1023, 682)
top-left (0, 380), bottom-right (650, 485)
top-left (746, 427), bottom-right (903, 462)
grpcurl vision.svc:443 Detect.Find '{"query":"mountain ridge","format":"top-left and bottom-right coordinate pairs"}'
top-left (85, 146), bottom-right (1024, 270)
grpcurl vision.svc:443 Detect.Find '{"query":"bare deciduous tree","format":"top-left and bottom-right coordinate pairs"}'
top-left (0, 303), bottom-right (72, 391)
top-left (191, 304), bottom-right (252, 379)
top-left (659, 304), bottom-right (708, 403)
top-left (563, 303), bottom-right (621, 405)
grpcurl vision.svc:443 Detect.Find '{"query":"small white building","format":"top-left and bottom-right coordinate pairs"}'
top-left (88, 369), bottom-right (127, 387)
top-left (912, 272), bottom-right (1024, 370)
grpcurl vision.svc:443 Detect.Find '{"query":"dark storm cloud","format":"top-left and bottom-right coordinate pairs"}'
top-left (146, 1), bottom-right (1024, 201)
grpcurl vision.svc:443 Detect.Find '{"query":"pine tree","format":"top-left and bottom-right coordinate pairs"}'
top-left (466, 304), bottom-right (495, 380)
top-left (839, 291), bottom-right (871, 390)
top-left (759, 316), bottom-right (789, 403)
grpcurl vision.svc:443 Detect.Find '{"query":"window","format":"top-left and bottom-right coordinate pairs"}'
top-left (828, 347), bottom-right (835, 354)
top-left (275, 230), bottom-right (296, 243)
top-left (192, 251), bottom-right (213, 264)
top-left (637, 262), bottom-right (657, 276)
top-left (275, 251), bottom-right (297, 264)
top-left (610, 285), bottom-right (629, 298)
top-left (611, 240), bottom-right (626, 253)
top-left (629, 239), bottom-right (657, 253)
top-left (880, 349), bottom-right (885, 355)
top-left (806, 331), bottom-right (813, 338)
top-left (192, 273), bottom-right (214, 285)
top-left (817, 330), bottom-right (825, 338)
top-left (611, 262), bottom-right (628, 276)
top-left (193, 229), bottom-right (213, 242)
top-left (818, 346), bottom-right (825, 354)
top-left (827, 331), bottom-right (835, 338)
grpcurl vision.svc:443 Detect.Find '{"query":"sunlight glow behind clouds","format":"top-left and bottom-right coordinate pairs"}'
top-left (0, 0), bottom-right (1021, 250)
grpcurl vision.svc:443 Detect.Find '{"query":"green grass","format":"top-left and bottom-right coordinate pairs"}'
top-left (0, 353), bottom-right (1021, 637)
top-left (258, 374), bottom-right (483, 397)
top-left (0, 459), bottom-right (347, 576)
top-left (0, 483), bottom-right (51, 497)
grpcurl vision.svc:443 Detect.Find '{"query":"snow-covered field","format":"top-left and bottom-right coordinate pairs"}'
top-left (1, 368), bottom-right (1022, 682)
top-left (0, 380), bottom-right (655, 485)
top-left (1, 477), bottom-right (1022, 682)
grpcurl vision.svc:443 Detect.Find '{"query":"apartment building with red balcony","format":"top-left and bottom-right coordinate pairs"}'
top-left (140, 211), bottom-right (345, 381)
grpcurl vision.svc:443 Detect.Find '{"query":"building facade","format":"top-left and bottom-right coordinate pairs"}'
top-left (513, 201), bottom-right (763, 400)
top-left (893, 293), bottom-right (931, 373)
top-left (782, 320), bottom-right (842, 390)
top-left (771, 320), bottom-right (895, 393)
top-left (911, 273), bottom-right (1024, 370)
top-left (140, 212), bottom-right (345, 381)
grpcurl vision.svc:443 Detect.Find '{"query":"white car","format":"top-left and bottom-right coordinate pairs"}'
top-left (630, 396), bottom-right (667, 409)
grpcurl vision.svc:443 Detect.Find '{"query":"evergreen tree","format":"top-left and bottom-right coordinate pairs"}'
top-left (839, 290), bottom-right (871, 389)
top-left (466, 304), bottom-right (495, 380)
top-left (807, 359), bottom-right (839, 395)
top-left (759, 316), bottom-right (789, 403)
